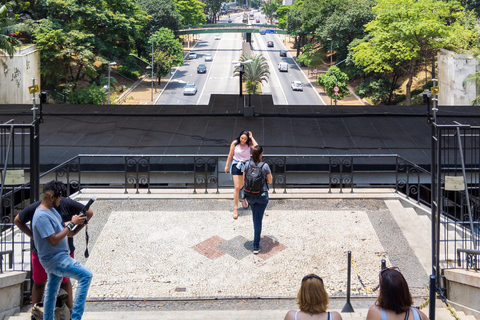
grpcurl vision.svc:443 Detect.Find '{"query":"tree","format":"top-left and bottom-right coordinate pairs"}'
top-left (137, 0), bottom-right (181, 32)
top-left (286, 6), bottom-right (306, 57)
top-left (463, 52), bottom-right (480, 106)
top-left (261, 0), bottom-right (281, 24)
top-left (32, 19), bottom-right (97, 91)
top-left (233, 53), bottom-right (270, 95)
top-left (151, 28), bottom-right (184, 82)
top-left (0, 1), bottom-right (20, 59)
top-left (175, 0), bottom-right (206, 26)
top-left (317, 65), bottom-right (349, 104)
top-left (351, 0), bottom-right (478, 105)
top-left (317, 0), bottom-right (375, 61)
top-left (297, 43), bottom-right (324, 68)
top-left (276, 5), bottom-right (290, 29)
top-left (205, 0), bottom-right (222, 24)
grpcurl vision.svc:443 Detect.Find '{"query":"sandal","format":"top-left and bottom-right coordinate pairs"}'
top-left (242, 198), bottom-right (249, 209)
top-left (233, 207), bottom-right (238, 219)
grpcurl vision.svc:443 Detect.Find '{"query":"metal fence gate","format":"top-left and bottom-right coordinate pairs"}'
top-left (431, 122), bottom-right (480, 283)
top-left (0, 119), bottom-right (39, 282)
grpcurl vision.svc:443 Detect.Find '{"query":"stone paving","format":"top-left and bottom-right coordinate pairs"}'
top-left (68, 193), bottom-right (429, 302)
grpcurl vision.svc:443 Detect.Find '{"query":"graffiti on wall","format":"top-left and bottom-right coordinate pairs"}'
top-left (11, 67), bottom-right (21, 88)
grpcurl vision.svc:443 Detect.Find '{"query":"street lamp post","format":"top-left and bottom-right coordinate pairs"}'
top-left (233, 59), bottom-right (252, 96)
top-left (327, 38), bottom-right (333, 66)
top-left (151, 34), bottom-right (158, 102)
top-left (107, 62), bottom-right (116, 105)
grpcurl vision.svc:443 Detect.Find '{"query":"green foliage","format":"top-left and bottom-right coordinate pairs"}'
top-left (234, 53), bottom-right (270, 94)
top-left (296, 43), bottom-right (324, 67)
top-left (356, 76), bottom-right (400, 105)
top-left (351, 0), bottom-right (478, 105)
top-left (317, 65), bottom-right (349, 101)
top-left (317, 0), bottom-right (375, 61)
top-left (0, 1), bottom-right (20, 58)
top-left (71, 82), bottom-right (107, 105)
top-left (151, 28), bottom-right (184, 80)
top-left (261, 0), bottom-right (281, 24)
top-left (175, 0), bottom-right (206, 26)
top-left (137, 0), bottom-right (181, 32)
top-left (276, 5), bottom-right (290, 29)
top-left (205, 0), bottom-right (222, 24)
top-left (117, 64), bottom-right (142, 81)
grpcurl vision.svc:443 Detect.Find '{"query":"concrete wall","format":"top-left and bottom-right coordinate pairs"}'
top-left (0, 45), bottom-right (41, 104)
top-left (444, 269), bottom-right (480, 318)
top-left (438, 49), bottom-right (479, 106)
top-left (0, 271), bottom-right (26, 320)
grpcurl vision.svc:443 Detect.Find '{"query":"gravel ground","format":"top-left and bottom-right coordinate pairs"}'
top-left (70, 198), bottom-right (429, 306)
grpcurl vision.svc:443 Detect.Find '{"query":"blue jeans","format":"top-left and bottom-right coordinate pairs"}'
top-left (44, 255), bottom-right (92, 320)
top-left (246, 191), bottom-right (269, 248)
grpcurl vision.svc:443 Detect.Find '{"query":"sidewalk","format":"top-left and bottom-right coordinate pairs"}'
top-left (8, 189), bottom-right (475, 320)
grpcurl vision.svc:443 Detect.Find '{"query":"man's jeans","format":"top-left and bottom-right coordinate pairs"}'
top-left (246, 192), bottom-right (269, 248)
top-left (44, 256), bottom-right (92, 320)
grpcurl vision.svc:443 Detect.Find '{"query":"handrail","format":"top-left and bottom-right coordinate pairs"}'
top-left (456, 248), bottom-right (480, 271)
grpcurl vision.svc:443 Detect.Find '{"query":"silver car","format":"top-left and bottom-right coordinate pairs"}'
top-left (291, 81), bottom-right (303, 91)
top-left (183, 82), bottom-right (197, 95)
top-left (205, 54), bottom-right (213, 61)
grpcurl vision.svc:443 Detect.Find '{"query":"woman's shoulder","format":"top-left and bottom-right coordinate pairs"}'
top-left (366, 305), bottom-right (382, 320)
top-left (329, 311), bottom-right (343, 320)
top-left (284, 310), bottom-right (297, 320)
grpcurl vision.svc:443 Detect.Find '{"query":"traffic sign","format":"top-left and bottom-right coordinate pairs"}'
top-left (313, 69), bottom-right (318, 74)
top-left (266, 29), bottom-right (275, 34)
top-left (333, 86), bottom-right (339, 92)
top-left (431, 86), bottom-right (439, 95)
top-left (334, 92), bottom-right (339, 96)
top-left (28, 85), bottom-right (39, 94)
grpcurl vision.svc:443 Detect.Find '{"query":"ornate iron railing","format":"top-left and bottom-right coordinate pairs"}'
top-left (1, 153), bottom-right (432, 274)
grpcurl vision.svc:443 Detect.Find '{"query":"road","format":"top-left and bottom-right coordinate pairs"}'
top-left (156, 11), bottom-right (325, 106)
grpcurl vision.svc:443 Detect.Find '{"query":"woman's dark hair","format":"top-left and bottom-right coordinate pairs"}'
top-left (234, 130), bottom-right (252, 146)
top-left (252, 145), bottom-right (263, 163)
top-left (43, 180), bottom-right (66, 198)
top-left (377, 268), bottom-right (413, 313)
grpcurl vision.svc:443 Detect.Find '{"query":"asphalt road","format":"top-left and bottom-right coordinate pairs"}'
top-left (156, 11), bottom-right (325, 106)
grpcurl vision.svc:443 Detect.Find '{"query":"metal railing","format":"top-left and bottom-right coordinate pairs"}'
top-left (1, 153), bottom-right (433, 274)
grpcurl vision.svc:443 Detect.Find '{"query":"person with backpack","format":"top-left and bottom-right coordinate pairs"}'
top-left (225, 130), bottom-right (258, 219)
top-left (243, 145), bottom-right (272, 254)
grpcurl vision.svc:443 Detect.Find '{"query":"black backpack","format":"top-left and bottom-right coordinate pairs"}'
top-left (244, 160), bottom-right (266, 196)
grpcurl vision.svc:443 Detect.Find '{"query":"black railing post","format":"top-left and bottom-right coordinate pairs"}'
top-left (429, 275), bottom-right (436, 320)
top-left (381, 259), bottom-right (386, 270)
top-left (342, 251), bottom-right (354, 312)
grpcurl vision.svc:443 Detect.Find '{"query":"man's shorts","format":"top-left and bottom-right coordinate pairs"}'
top-left (31, 251), bottom-right (74, 284)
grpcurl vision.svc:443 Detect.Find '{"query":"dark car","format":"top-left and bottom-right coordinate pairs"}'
top-left (197, 64), bottom-right (207, 74)
top-left (279, 50), bottom-right (287, 57)
top-left (267, 41), bottom-right (274, 47)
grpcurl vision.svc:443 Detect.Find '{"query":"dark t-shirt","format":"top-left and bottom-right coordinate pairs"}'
top-left (18, 198), bottom-right (84, 255)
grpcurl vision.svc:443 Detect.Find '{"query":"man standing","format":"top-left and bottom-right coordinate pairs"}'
top-left (32, 180), bottom-right (92, 320)
top-left (14, 193), bottom-right (93, 313)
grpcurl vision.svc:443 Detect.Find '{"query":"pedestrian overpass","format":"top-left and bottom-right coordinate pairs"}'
top-left (175, 23), bottom-right (287, 35)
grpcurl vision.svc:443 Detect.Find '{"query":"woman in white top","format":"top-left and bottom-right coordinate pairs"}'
top-left (284, 274), bottom-right (343, 320)
top-left (366, 268), bottom-right (429, 320)
top-left (224, 130), bottom-right (257, 219)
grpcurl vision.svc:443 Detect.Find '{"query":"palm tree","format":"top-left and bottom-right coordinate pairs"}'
top-left (233, 53), bottom-right (270, 94)
top-left (0, 1), bottom-right (20, 61)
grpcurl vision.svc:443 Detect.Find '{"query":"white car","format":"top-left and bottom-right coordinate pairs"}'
top-left (278, 62), bottom-right (288, 72)
top-left (291, 81), bottom-right (303, 91)
top-left (205, 54), bottom-right (213, 61)
top-left (215, 34), bottom-right (221, 40)
top-left (183, 82), bottom-right (197, 95)
top-left (188, 52), bottom-right (197, 59)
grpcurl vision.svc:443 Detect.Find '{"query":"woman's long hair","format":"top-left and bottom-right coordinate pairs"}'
top-left (252, 145), bottom-right (263, 164)
top-left (234, 130), bottom-right (252, 146)
top-left (297, 274), bottom-right (329, 314)
top-left (377, 268), bottom-right (413, 313)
